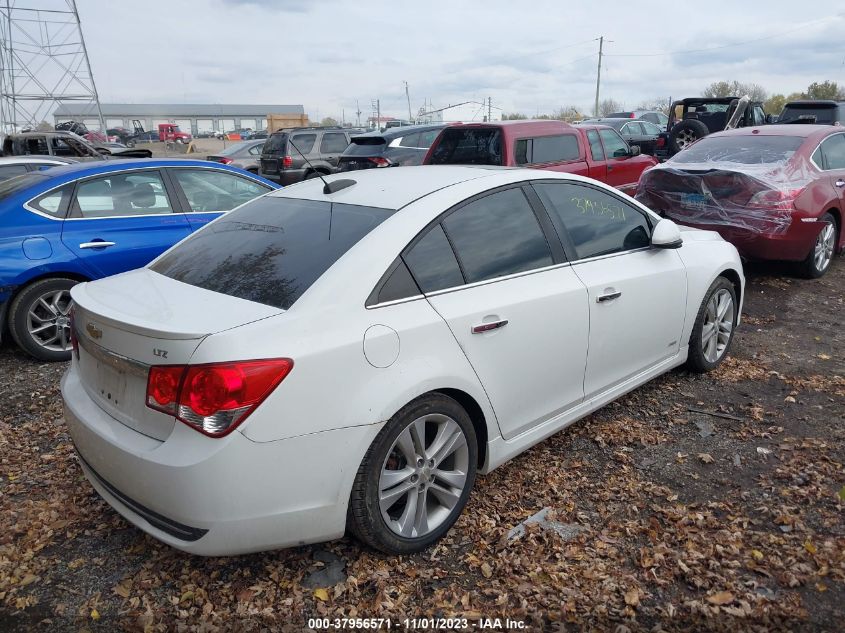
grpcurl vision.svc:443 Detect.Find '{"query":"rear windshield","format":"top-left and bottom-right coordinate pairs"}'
top-left (219, 141), bottom-right (255, 156)
top-left (151, 196), bottom-right (393, 310)
top-left (0, 172), bottom-right (50, 201)
top-left (344, 136), bottom-right (387, 156)
top-left (671, 135), bottom-right (804, 164)
top-left (778, 105), bottom-right (838, 124)
top-left (427, 127), bottom-right (503, 165)
top-left (262, 133), bottom-right (287, 155)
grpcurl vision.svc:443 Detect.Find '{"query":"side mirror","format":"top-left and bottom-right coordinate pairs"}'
top-left (651, 218), bottom-right (683, 249)
top-left (629, 144), bottom-right (641, 157)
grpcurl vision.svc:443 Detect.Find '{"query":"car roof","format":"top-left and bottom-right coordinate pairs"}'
top-left (783, 100), bottom-right (845, 107)
top-left (0, 155), bottom-right (69, 164)
top-left (270, 165), bottom-right (521, 210)
top-left (677, 97), bottom-right (738, 105)
top-left (705, 124), bottom-right (836, 141)
top-left (27, 158), bottom-right (256, 180)
top-left (356, 123), bottom-right (448, 140)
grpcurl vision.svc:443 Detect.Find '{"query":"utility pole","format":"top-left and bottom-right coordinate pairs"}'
top-left (488, 97), bottom-right (492, 122)
top-left (404, 81), bottom-right (412, 121)
top-left (356, 100), bottom-right (361, 127)
top-left (594, 36), bottom-right (604, 117)
top-left (377, 99), bottom-right (380, 130)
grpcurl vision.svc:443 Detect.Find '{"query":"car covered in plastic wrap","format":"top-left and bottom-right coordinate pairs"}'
top-left (636, 125), bottom-right (845, 278)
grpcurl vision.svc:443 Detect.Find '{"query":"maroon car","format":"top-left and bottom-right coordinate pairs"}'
top-left (636, 125), bottom-right (845, 277)
top-left (423, 120), bottom-right (658, 195)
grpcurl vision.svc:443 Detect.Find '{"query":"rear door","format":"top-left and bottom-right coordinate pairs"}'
top-left (405, 185), bottom-right (590, 440)
top-left (533, 181), bottom-right (686, 399)
top-left (61, 169), bottom-right (192, 278)
top-left (166, 167), bottom-right (273, 232)
top-left (319, 131), bottom-right (350, 169)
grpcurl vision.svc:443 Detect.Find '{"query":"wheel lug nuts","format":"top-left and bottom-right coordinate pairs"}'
top-left (416, 458), bottom-right (424, 467)
top-left (410, 474), bottom-right (418, 482)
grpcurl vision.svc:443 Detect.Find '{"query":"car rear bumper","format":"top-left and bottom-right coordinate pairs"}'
top-left (675, 217), bottom-right (824, 262)
top-left (61, 364), bottom-right (380, 555)
top-left (258, 168), bottom-right (307, 185)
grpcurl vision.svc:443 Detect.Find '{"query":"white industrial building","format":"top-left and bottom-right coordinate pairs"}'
top-left (53, 103), bottom-right (305, 135)
top-left (417, 101), bottom-right (502, 124)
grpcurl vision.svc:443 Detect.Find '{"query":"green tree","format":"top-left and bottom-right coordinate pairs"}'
top-left (502, 112), bottom-right (528, 120)
top-left (320, 117), bottom-right (338, 127)
top-left (805, 81), bottom-right (845, 100)
top-left (763, 94), bottom-right (786, 115)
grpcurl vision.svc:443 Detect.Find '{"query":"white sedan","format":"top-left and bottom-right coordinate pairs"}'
top-left (61, 166), bottom-right (744, 555)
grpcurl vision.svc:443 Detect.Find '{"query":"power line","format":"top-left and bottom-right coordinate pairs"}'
top-left (605, 13), bottom-right (842, 58)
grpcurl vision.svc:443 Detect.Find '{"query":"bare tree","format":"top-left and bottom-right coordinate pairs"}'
top-left (598, 98), bottom-right (624, 117)
top-left (636, 97), bottom-right (671, 114)
top-left (702, 80), bottom-right (768, 102)
top-left (502, 112), bottom-right (528, 120)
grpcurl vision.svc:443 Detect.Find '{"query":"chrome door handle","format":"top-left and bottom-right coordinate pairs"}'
top-left (471, 319), bottom-right (508, 334)
top-left (596, 291), bottom-right (622, 303)
top-left (836, 179), bottom-right (845, 188)
top-left (79, 241), bottom-right (116, 249)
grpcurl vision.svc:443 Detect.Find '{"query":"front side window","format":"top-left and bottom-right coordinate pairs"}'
top-left (73, 171), bottom-right (174, 218)
top-left (586, 129), bottom-right (604, 160)
top-left (598, 129), bottom-right (630, 158)
top-left (442, 188), bottom-right (552, 283)
top-left (170, 168), bottom-right (270, 212)
top-left (534, 182), bottom-right (651, 260)
top-left (320, 132), bottom-right (349, 154)
top-left (152, 197), bottom-right (393, 310)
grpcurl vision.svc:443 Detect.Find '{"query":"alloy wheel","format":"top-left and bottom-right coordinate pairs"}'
top-left (379, 413), bottom-right (470, 538)
top-left (26, 289), bottom-right (73, 352)
top-left (675, 129), bottom-right (697, 150)
top-left (813, 222), bottom-right (835, 273)
top-left (701, 288), bottom-right (734, 364)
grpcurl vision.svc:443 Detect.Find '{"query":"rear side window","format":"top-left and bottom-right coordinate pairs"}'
top-left (151, 197), bottom-right (393, 310)
top-left (398, 132), bottom-right (421, 148)
top-left (586, 130), bottom-right (604, 160)
top-left (290, 133), bottom-right (317, 155)
top-left (814, 134), bottom-right (845, 170)
top-left (320, 133), bottom-right (349, 153)
top-left (534, 182), bottom-right (650, 260)
top-left (514, 134), bottom-right (580, 166)
top-left (262, 133), bottom-right (287, 154)
top-left (427, 127), bottom-right (503, 165)
top-left (404, 224), bottom-right (464, 293)
top-left (443, 188), bottom-right (552, 283)
top-left (31, 184), bottom-right (72, 217)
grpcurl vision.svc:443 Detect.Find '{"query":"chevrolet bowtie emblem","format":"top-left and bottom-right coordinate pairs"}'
top-left (86, 322), bottom-right (102, 339)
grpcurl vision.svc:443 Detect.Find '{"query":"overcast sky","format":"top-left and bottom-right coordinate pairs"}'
top-left (77, 0), bottom-right (845, 121)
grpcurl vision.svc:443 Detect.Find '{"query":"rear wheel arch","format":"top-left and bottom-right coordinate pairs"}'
top-left (824, 207), bottom-right (842, 249)
top-left (433, 388), bottom-right (489, 470)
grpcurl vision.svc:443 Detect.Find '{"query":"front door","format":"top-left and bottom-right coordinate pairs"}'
top-left (598, 128), bottom-right (649, 195)
top-left (532, 180), bottom-right (687, 398)
top-left (403, 187), bottom-right (590, 440)
top-left (61, 169), bottom-right (192, 278)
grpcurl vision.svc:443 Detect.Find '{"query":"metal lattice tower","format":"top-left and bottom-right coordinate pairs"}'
top-left (0, 0), bottom-right (104, 133)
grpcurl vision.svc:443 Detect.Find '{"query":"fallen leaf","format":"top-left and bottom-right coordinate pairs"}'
top-left (90, 609), bottom-right (100, 621)
top-left (804, 541), bottom-right (817, 555)
top-left (817, 353), bottom-right (831, 360)
top-left (113, 582), bottom-right (130, 599)
top-left (480, 563), bottom-right (493, 578)
top-left (19, 574), bottom-right (39, 586)
top-left (838, 486), bottom-right (845, 502)
top-left (751, 550), bottom-right (764, 561)
top-left (706, 591), bottom-right (734, 605)
top-left (698, 453), bottom-right (715, 464)
top-left (624, 588), bottom-right (640, 607)
top-left (313, 588), bottom-right (329, 602)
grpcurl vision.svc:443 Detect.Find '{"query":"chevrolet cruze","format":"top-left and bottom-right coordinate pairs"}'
top-left (61, 166), bottom-right (744, 555)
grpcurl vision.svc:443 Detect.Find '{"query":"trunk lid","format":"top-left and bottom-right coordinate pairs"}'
top-left (71, 268), bottom-right (283, 440)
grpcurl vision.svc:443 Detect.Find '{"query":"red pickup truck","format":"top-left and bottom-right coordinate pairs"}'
top-left (423, 120), bottom-right (658, 195)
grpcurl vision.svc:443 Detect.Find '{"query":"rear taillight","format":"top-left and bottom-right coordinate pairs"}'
top-left (368, 157), bottom-right (393, 167)
top-left (282, 155), bottom-right (293, 168)
top-left (747, 188), bottom-right (803, 211)
top-left (656, 137), bottom-right (666, 148)
top-left (218, 157), bottom-right (233, 164)
top-left (145, 359), bottom-right (293, 437)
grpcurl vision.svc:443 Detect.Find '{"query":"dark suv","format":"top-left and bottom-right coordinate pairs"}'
top-left (337, 124), bottom-right (447, 172)
top-left (777, 100), bottom-right (845, 125)
top-left (666, 97), bottom-right (770, 155)
top-left (258, 127), bottom-right (355, 185)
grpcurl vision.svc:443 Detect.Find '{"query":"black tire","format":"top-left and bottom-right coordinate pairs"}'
top-left (348, 393), bottom-right (478, 554)
top-left (126, 139), bottom-right (136, 148)
top-left (669, 118), bottom-right (710, 154)
top-left (9, 277), bottom-right (77, 362)
top-left (686, 276), bottom-right (738, 373)
top-left (797, 212), bottom-right (838, 279)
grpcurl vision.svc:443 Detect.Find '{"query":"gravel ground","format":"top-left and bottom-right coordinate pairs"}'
top-left (0, 257), bottom-right (843, 632)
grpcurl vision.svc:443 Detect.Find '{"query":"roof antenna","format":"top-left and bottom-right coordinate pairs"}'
top-left (287, 136), bottom-right (356, 194)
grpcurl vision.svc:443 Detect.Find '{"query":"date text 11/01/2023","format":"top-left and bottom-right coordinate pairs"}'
top-left (307, 617), bottom-right (527, 630)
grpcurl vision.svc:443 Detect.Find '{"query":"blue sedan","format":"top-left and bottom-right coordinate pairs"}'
top-left (0, 158), bottom-right (277, 360)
